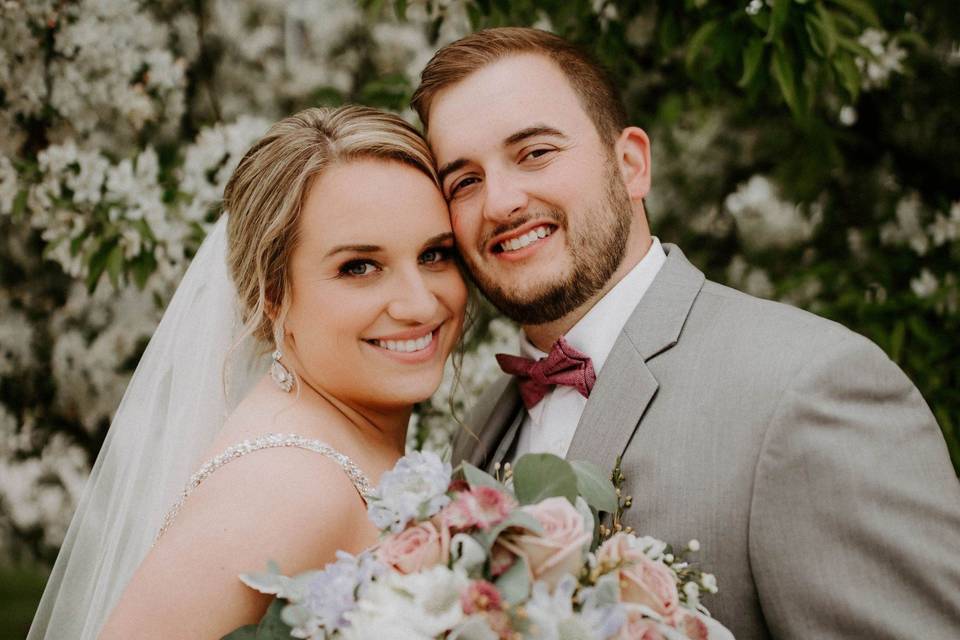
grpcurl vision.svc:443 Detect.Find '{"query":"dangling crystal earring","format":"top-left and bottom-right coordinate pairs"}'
top-left (270, 348), bottom-right (294, 393)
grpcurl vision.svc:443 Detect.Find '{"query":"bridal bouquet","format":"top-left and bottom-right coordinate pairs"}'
top-left (225, 452), bottom-right (727, 640)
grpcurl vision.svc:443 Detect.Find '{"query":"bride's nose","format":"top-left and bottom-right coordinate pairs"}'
top-left (386, 268), bottom-right (440, 323)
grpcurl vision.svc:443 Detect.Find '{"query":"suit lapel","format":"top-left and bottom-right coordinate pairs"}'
top-left (462, 376), bottom-right (524, 470)
top-left (566, 244), bottom-right (705, 471)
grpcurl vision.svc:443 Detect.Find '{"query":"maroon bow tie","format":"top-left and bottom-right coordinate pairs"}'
top-left (496, 336), bottom-right (597, 409)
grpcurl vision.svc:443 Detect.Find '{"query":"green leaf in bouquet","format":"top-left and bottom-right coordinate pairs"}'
top-left (512, 453), bottom-right (577, 506)
top-left (257, 599), bottom-right (294, 638)
top-left (220, 625), bottom-right (258, 640)
top-left (570, 460), bottom-right (618, 514)
top-left (495, 555), bottom-right (531, 605)
top-left (460, 461), bottom-right (508, 493)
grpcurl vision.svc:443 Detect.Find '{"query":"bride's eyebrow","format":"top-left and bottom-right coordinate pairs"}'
top-left (324, 244), bottom-right (381, 258)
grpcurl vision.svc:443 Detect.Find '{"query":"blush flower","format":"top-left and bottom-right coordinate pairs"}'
top-left (460, 579), bottom-right (503, 614)
top-left (442, 485), bottom-right (516, 531)
top-left (598, 533), bottom-right (680, 622)
top-left (499, 497), bottom-right (590, 589)
top-left (376, 521), bottom-right (448, 574)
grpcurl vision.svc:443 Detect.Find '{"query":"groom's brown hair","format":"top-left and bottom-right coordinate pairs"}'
top-left (412, 27), bottom-right (627, 145)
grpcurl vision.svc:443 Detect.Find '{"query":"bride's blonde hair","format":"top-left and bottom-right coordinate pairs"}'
top-left (222, 105), bottom-right (438, 351)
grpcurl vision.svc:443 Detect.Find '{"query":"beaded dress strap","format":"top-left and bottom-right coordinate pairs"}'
top-left (157, 433), bottom-right (375, 541)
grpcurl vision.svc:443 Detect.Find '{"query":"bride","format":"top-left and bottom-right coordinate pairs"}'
top-left (28, 105), bottom-right (468, 638)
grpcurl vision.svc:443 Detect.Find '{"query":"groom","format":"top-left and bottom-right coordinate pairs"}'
top-left (413, 27), bottom-right (960, 639)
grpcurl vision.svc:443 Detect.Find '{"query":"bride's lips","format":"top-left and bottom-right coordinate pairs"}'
top-left (362, 324), bottom-right (444, 364)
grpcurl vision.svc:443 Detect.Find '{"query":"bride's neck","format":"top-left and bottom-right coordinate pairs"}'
top-left (296, 375), bottom-right (410, 454)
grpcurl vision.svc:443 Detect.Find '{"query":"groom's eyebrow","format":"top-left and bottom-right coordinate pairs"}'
top-left (503, 125), bottom-right (566, 146)
top-left (438, 159), bottom-right (468, 186)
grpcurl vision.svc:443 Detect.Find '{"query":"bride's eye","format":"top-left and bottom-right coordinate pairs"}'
top-left (339, 259), bottom-right (378, 277)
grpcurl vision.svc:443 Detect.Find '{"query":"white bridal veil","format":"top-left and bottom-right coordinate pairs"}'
top-left (28, 216), bottom-right (266, 639)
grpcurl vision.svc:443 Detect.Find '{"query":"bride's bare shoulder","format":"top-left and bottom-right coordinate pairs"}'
top-left (99, 379), bottom-right (377, 639)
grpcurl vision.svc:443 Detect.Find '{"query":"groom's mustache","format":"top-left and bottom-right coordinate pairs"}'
top-left (478, 209), bottom-right (568, 252)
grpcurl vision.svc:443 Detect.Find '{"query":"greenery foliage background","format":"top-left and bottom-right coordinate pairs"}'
top-left (0, 0), bottom-right (957, 633)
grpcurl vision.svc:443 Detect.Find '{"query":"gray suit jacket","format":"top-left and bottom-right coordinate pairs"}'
top-left (452, 244), bottom-right (960, 639)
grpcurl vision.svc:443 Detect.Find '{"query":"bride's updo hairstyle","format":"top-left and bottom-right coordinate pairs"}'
top-left (222, 105), bottom-right (438, 352)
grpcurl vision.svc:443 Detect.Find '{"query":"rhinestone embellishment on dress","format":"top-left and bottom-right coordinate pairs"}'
top-left (156, 433), bottom-right (374, 541)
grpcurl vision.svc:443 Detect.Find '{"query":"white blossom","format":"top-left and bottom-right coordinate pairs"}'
top-left (856, 29), bottom-right (907, 90)
top-left (911, 269), bottom-right (939, 299)
top-left (839, 105), bottom-right (858, 126)
top-left (725, 175), bottom-right (820, 251)
top-left (880, 193), bottom-right (930, 255)
top-left (927, 201), bottom-right (960, 247)
top-left (342, 566), bottom-right (468, 639)
top-left (0, 155), bottom-right (18, 214)
top-left (367, 450), bottom-right (452, 532)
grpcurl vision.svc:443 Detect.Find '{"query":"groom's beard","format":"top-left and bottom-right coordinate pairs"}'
top-left (463, 161), bottom-right (632, 326)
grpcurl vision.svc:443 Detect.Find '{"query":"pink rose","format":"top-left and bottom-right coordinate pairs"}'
top-left (680, 612), bottom-right (709, 640)
top-left (441, 486), bottom-right (516, 531)
top-left (499, 496), bottom-right (590, 588)
top-left (376, 521), bottom-right (448, 574)
top-left (618, 607), bottom-right (666, 640)
top-left (597, 533), bottom-right (680, 622)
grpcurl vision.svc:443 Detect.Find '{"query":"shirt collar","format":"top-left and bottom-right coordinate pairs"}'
top-left (519, 237), bottom-right (667, 373)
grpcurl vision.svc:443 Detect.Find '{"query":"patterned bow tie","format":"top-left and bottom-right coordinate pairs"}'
top-left (496, 336), bottom-right (597, 409)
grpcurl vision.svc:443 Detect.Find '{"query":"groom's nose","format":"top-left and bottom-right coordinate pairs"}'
top-left (387, 268), bottom-right (439, 323)
top-left (482, 169), bottom-right (528, 223)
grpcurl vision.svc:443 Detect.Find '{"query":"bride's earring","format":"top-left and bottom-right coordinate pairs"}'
top-left (270, 348), bottom-right (294, 393)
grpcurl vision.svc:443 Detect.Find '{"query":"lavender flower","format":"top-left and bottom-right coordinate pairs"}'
top-left (303, 551), bottom-right (386, 634)
top-left (367, 451), bottom-right (452, 533)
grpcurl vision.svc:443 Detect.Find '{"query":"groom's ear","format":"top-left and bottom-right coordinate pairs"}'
top-left (614, 127), bottom-right (651, 202)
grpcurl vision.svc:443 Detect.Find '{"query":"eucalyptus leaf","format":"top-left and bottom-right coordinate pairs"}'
top-left (257, 599), bottom-right (293, 638)
top-left (571, 460), bottom-right (618, 513)
top-left (495, 555), bottom-right (530, 605)
top-left (512, 453), bottom-right (577, 505)
top-left (220, 625), bottom-right (258, 640)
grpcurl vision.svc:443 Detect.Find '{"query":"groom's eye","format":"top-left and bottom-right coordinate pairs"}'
top-left (521, 147), bottom-right (555, 162)
top-left (448, 176), bottom-right (480, 199)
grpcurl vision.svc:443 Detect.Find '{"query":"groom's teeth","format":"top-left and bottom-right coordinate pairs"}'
top-left (375, 332), bottom-right (434, 353)
top-left (499, 226), bottom-right (552, 253)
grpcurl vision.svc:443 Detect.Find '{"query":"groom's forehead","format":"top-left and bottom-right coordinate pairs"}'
top-left (425, 55), bottom-right (585, 159)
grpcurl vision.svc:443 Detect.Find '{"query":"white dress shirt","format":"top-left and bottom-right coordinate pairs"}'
top-left (511, 238), bottom-right (667, 460)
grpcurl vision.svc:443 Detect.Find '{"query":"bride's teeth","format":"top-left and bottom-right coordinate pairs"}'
top-left (499, 226), bottom-right (552, 253)
top-left (375, 331), bottom-right (434, 353)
